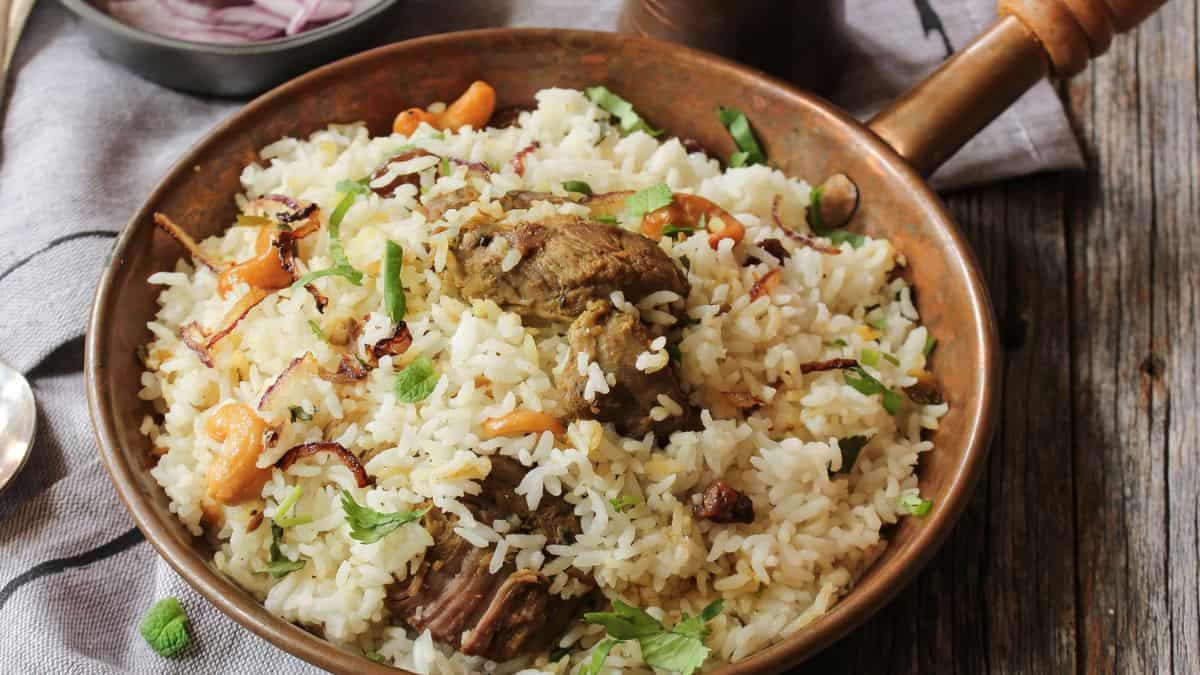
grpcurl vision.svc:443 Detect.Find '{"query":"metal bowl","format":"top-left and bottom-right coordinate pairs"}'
top-left (58, 0), bottom-right (404, 97)
top-left (86, 27), bottom-right (1001, 672)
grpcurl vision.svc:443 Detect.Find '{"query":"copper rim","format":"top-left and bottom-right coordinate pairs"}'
top-left (85, 28), bottom-right (999, 675)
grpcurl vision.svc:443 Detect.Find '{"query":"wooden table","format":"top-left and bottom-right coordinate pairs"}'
top-left (806, 3), bottom-right (1199, 672)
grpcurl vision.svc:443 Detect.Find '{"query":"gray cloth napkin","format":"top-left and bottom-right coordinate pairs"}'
top-left (0, 1), bottom-right (1081, 673)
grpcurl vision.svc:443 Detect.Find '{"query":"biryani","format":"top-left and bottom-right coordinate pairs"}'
top-left (137, 82), bottom-right (947, 674)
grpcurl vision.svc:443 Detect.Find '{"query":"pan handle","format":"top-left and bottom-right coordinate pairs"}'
top-left (867, 0), bottom-right (1166, 176)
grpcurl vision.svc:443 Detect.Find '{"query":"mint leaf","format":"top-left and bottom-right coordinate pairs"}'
top-left (923, 335), bottom-right (938, 356)
top-left (139, 597), bottom-right (190, 658)
top-left (394, 355), bottom-right (438, 403)
top-left (257, 523), bottom-right (306, 578)
top-left (578, 638), bottom-right (619, 675)
top-left (640, 631), bottom-right (711, 675)
top-left (716, 107), bottom-right (766, 167)
top-left (900, 493), bottom-right (933, 516)
top-left (341, 490), bottom-right (429, 544)
top-left (585, 86), bottom-right (662, 137)
top-left (583, 599), bottom-right (723, 675)
top-left (625, 184), bottom-right (674, 219)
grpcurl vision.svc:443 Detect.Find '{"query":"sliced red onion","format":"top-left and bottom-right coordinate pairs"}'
top-left (107, 0), bottom-right (368, 44)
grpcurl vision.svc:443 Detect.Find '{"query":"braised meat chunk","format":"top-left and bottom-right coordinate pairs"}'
top-left (387, 456), bottom-right (590, 661)
top-left (559, 300), bottom-right (701, 440)
top-left (442, 215), bottom-right (690, 323)
top-left (694, 480), bottom-right (755, 524)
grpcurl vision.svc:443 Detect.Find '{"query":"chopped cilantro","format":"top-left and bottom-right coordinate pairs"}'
top-left (308, 319), bottom-right (326, 342)
top-left (610, 495), bottom-right (638, 512)
top-left (394, 356), bottom-right (438, 403)
top-left (582, 599), bottom-right (723, 675)
top-left (834, 436), bottom-right (869, 474)
top-left (289, 405), bottom-right (314, 422)
top-left (625, 184), bottom-right (674, 219)
top-left (439, 156), bottom-right (451, 176)
top-left (825, 338), bottom-right (848, 348)
top-left (844, 365), bottom-right (903, 415)
top-left (866, 314), bottom-right (887, 331)
top-left (882, 352), bottom-right (901, 366)
top-left (563, 180), bottom-right (594, 196)
top-left (900, 493), bottom-right (933, 516)
top-left (364, 651), bottom-right (387, 663)
top-left (807, 186), bottom-right (865, 248)
top-left (860, 348), bottom-right (880, 367)
top-left (139, 597), bottom-right (190, 658)
top-left (662, 224), bottom-right (696, 239)
top-left (383, 240), bottom-right (406, 323)
top-left (585, 86), bottom-right (662, 137)
top-left (340, 490), bottom-right (429, 544)
top-left (923, 335), bottom-right (938, 356)
top-left (716, 107), bottom-right (766, 167)
top-left (292, 179), bottom-right (368, 289)
top-left (273, 485), bottom-right (312, 528)
top-left (594, 214), bottom-right (620, 225)
top-left (256, 523), bottom-right (306, 578)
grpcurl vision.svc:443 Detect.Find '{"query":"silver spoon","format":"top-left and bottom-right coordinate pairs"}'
top-left (0, 357), bottom-right (35, 494)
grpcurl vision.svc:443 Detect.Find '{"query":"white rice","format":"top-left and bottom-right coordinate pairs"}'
top-left (138, 87), bottom-right (946, 674)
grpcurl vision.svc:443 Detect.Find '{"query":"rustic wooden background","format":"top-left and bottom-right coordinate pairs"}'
top-left (804, 2), bottom-right (1199, 672)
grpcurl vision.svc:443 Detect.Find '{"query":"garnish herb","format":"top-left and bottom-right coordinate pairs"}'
top-left (139, 597), bottom-right (190, 658)
top-left (716, 107), bottom-right (766, 167)
top-left (585, 86), bottom-right (662, 137)
top-left (340, 490), bottom-right (430, 544)
top-left (866, 314), bottom-right (887, 331)
top-left (860, 348), bottom-right (880, 367)
top-left (923, 335), bottom-right (938, 356)
top-left (835, 436), bottom-right (869, 474)
top-left (292, 179), bottom-right (369, 289)
top-left (882, 352), bottom-right (901, 366)
top-left (394, 356), bottom-right (438, 403)
top-left (563, 180), bottom-right (594, 196)
top-left (844, 365), bottom-right (903, 415)
top-left (581, 599), bottom-right (724, 675)
top-left (662, 224), bottom-right (696, 239)
top-left (439, 156), bottom-right (451, 176)
top-left (807, 186), bottom-right (865, 248)
top-left (273, 485), bottom-right (313, 528)
top-left (625, 184), bottom-right (674, 219)
top-left (307, 319), bottom-right (327, 342)
top-left (364, 651), bottom-right (387, 663)
top-left (610, 495), bottom-right (638, 512)
top-left (257, 523), bottom-right (307, 578)
top-left (236, 214), bottom-right (273, 227)
top-left (383, 240), bottom-right (407, 323)
top-left (594, 215), bottom-right (620, 225)
top-left (900, 493), bottom-right (933, 516)
top-left (289, 405), bottom-right (314, 422)
top-left (825, 338), bottom-right (848, 348)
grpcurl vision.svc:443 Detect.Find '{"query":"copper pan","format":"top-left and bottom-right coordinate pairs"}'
top-left (85, 0), bottom-right (1165, 672)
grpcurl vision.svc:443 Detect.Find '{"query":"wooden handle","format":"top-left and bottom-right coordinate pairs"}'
top-left (869, 0), bottom-right (1167, 176)
top-left (999, 0), bottom-right (1168, 76)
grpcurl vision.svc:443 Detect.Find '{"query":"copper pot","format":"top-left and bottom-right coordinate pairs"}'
top-left (86, 0), bottom-right (1165, 672)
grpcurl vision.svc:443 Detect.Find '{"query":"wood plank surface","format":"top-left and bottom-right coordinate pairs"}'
top-left (800, 2), bottom-right (1199, 672)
